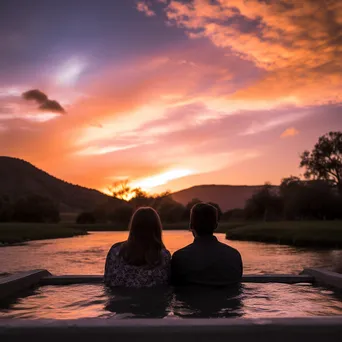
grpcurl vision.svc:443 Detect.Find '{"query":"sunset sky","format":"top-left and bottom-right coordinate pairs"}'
top-left (0, 0), bottom-right (341, 194)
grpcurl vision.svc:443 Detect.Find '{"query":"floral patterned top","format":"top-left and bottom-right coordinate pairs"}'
top-left (104, 242), bottom-right (171, 288)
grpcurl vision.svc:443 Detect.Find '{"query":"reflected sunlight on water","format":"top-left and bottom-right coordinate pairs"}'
top-left (0, 231), bottom-right (341, 275)
top-left (1, 231), bottom-right (342, 319)
top-left (1, 283), bottom-right (342, 319)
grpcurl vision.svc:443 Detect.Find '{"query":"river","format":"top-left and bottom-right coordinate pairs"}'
top-left (1, 231), bottom-right (342, 319)
top-left (0, 231), bottom-right (342, 275)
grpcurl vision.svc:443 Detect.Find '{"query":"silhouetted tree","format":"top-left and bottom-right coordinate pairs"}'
top-left (109, 180), bottom-right (163, 208)
top-left (244, 183), bottom-right (282, 220)
top-left (148, 191), bottom-right (171, 210)
top-left (0, 195), bottom-right (13, 222)
top-left (108, 204), bottom-right (134, 225)
top-left (109, 180), bottom-right (132, 200)
top-left (221, 208), bottom-right (245, 221)
top-left (185, 198), bottom-right (202, 211)
top-left (76, 212), bottom-right (96, 224)
top-left (305, 180), bottom-right (340, 220)
top-left (92, 198), bottom-right (123, 223)
top-left (300, 131), bottom-right (342, 194)
top-left (183, 198), bottom-right (202, 220)
top-left (155, 196), bottom-right (186, 223)
top-left (280, 177), bottom-right (340, 220)
top-left (208, 202), bottom-right (222, 221)
top-left (129, 188), bottom-right (150, 208)
top-left (13, 195), bottom-right (60, 223)
top-left (280, 176), bottom-right (304, 220)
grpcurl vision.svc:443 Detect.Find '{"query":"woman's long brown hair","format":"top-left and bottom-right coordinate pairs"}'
top-left (119, 207), bottom-right (164, 267)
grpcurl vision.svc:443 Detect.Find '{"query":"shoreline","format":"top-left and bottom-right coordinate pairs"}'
top-left (0, 223), bottom-right (87, 246)
top-left (0, 221), bottom-right (243, 246)
top-left (68, 221), bottom-right (246, 233)
top-left (1, 221), bottom-right (342, 249)
top-left (225, 221), bottom-right (342, 249)
top-left (0, 233), bottom-right (88, 247)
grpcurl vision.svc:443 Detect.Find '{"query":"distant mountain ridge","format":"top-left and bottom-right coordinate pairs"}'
top-left (0, 156), bottom-right (274, 213)
top-left (171, 184), bottom-right (274, 211)
top-left (0, 156), bottom-right (121, 212)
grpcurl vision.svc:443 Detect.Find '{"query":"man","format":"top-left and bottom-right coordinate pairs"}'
top-left (171, 202), bottom-right (243, 286)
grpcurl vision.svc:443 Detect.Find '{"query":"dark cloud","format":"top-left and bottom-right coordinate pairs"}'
top-left (22, 89), bottom-right (48, 104)
top-left (39, 99), bottom-right (65, 114)
top-left (22, 89), bottom-right (65, 114)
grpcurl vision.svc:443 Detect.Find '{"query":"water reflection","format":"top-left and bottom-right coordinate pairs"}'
top-left (1, 283), bottom-right (342, 319)
top-left (172, 285), bottom-right (243, 318)
top-left (0, 231), bottom-right (341, 275)
top-left (2, 231), bottom-right (342, 319)
top-left (241, 283), bottom-right (342, 317)
top-left (105, 287), bottom-right (173, 318)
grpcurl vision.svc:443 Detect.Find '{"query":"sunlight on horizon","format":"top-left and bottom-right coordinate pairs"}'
top-left (1, 0), bottom-right (341, 193)
top-left (101, 186), bottom-right (136, 201)
top-left (101, 168), bottom-right (195, 198)
top-left (131, 168), bottom-right (195, 191)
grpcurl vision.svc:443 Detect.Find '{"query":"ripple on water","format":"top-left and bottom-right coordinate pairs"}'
top-left (1, 232), bottom-right (342, 318)
top-left (1, 283), bottom-right (342, 319)
top-left (1, 231), bottom-right (342, 275)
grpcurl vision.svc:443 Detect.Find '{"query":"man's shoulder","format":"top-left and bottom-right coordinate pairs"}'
top-left (172, 243), bottom-right (195, 259)
top-left (217, 241), bottom-right (242, 258)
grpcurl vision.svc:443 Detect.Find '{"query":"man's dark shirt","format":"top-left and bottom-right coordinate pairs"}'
top-left (171, 235), bottom-right (243, 286)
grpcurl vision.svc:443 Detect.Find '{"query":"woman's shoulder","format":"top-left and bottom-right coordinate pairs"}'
top-left (108, 241), bottom-right (125, 255)
top-left (161, 248), bottom-right (171, 259)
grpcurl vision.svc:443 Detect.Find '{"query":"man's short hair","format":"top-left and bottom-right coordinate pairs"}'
top-left (190, 202), bottom-right (218, 236)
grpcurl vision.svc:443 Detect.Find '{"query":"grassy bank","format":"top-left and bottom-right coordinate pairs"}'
top-left (0, 223), bottom-right (87, 245)
top-left (4, 221), bottom-right (340, 248)
top-left (68, 221), bottom-right (247, 233)
top-left (225, 221), bottom-right (342, 248)
top-left (0, 221), bottom-right (245, 245)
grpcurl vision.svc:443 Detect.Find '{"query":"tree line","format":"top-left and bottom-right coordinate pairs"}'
top-left (0, 194), bottom-right (60, 223)
top-left (76, 194), bottom-right (222, 225)
top-left (242, 178), bottom-right (342, 221)
top-left (89, 131), bottom-right (341, 224)
top-left (227, 131), bottom-right (342, 221)
top-left (1, 131), bottom-right (341, 224)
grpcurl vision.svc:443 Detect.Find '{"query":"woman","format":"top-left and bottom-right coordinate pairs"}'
top-left (104, 207), bottom-right (171, 288)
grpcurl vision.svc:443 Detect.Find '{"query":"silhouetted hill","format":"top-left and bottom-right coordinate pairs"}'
top-left (171, 185), bottom-right (276, 212)
top-left (0, 156), bottom-right (122, 212)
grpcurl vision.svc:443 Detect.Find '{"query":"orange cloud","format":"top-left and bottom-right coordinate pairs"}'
top-left (242, 112), bottom-right (307, 136)
top-left (145, 0), bottom-right (342, 105)
top-left (281, 127), bottom-right (300, 138)
top-left (0, 41), bottom-right (305, 193)
top-left (136, 1), bottom-right (156, 17)
top-left (131, 168), bottom-right (195, 190)
top-left (0, 30), bottom-right (336, 194)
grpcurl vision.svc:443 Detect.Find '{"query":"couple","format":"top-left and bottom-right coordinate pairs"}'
top-left (104, 202), bottom-right (243, 288)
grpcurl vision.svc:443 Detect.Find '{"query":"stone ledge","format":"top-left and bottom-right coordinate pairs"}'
top-left (303, 268), bottom-right (342, 289)
top-left (0, 269), bottom-right (51, 300)
top-left (0, 317), bottom-right (342, 342)
top-left (242, 274), bottom-right (314, 283)
top-left (40, 275), bottom-right (103, 285)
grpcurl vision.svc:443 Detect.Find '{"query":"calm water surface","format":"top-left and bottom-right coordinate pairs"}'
top-left (1, 283), bottom-right (342, 319)
top-left (0, 231), bottom-right (341, 274)
top-left (1, 231), bottom-right (342, 319)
